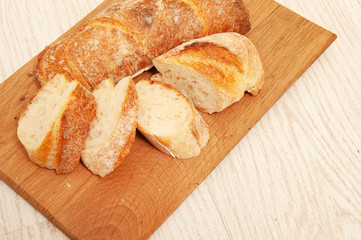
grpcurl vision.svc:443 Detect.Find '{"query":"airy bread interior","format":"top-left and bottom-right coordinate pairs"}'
top-left (152, 33), bottom-right (264, 113)
top-left (84, 77), bottom-right (129, 149)
top-left (136, 80), bottom-right (193, 137)
top-left (152, 61), bottom-right (226, 113)
top-left (136, 80), bottom-right (209, 159)
top-left (17, 75), bottom-right (77, 149)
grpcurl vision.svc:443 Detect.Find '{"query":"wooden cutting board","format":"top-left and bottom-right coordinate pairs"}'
top-left (0, 0), bottom-right (336, 239)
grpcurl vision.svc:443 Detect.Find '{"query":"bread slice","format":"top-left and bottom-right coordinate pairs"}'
top-left (152, 32), bottom-right (264, 114)
top-left (81, 77), bottom-right (138, 177)
top-left (136, 80), bottom-right (209, 159)
top-left (17, 74), bottom-right (97, 174)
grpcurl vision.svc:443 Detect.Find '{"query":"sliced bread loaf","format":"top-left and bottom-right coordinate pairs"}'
top-left (17, 74), bottom-right (97, 174)
top-left (81, 77), bottom-right (138, 177)
top-left (152, 32), bottom-right (264, 114)
top-left (136, 80), bottom-right (209, 159)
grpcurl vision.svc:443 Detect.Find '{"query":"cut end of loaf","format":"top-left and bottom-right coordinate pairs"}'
top-left (136, 80), bottom-right (209, 159)
top-left (151, 65), bottom-right (224, 114)
top-left (152, 32), bottom-right (265, 113)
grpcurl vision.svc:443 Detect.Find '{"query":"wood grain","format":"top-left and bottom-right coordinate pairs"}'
top-left (1, 0), bottom-right (357, 240)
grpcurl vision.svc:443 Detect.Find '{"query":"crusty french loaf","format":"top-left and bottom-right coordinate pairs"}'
top-left (136, 80), bottom-right (209, 159)
top-left (37, 0), bottom-right (251, 90)
top-left (152, 32), bottom-right (265, 113)
top-left (17, 74), bottom-right (96, 174)
top-left (81, 77), bottom-right (138, 177)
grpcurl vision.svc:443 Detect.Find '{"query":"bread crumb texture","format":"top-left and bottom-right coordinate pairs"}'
top-left (136, 80), bottom-right (209, 159)
top-left (17, 74), bottom-right (96, 173)
top-left (152, 32), bottom-right (264, 113)
top-left (81, 77), bottom-right (138, 177)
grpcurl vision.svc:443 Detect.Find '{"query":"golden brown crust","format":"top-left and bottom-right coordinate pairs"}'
top-left (171, 41), bottom-right (246, 97)
top-left (36, 46), bottom-right (50, 86)
top-left (176, 0), bottom-right (207, 34)
top-left (26, 122), bottom-right (59, 169)
top-left (179, 42), bottom-right (244, 73)
top-left (36, 40), bottom-right (68, 86)
top-left (68, 24), bottom-right (150, 88)
top-left (112, 81), bottom-right (138, 169)
top-left (200, 0), bottom-right (251, 35)
top-left (36, 0), bottom-right (250, 90)
top-left (36, 37), bottom-right (92, 90)
top-left (57, 84), bottom-right (97, 174)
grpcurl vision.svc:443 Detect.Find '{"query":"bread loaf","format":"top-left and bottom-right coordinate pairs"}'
top-left (136, 80), bottom-right (209, 159)
top-left (81, 77), bottom-right (138, 177)
top-left (17, 74), bottom-right (96, 174)
top-left (36, 0), bottom-right (251, 90)
top-left (152, 32), bottom-right (265, 113)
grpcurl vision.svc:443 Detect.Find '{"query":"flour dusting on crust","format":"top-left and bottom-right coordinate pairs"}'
top-left (36, 0), bottom-right (251, 90)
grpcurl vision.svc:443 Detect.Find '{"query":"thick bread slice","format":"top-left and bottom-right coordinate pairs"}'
top-left (81, 77), bottom-right (138, 177)
top-left (17, 74), bottom-right (96, 174)
top-left (136, 80), bottom-right (209, 159)
top-left (152, 32), bottom-right (265, 114)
